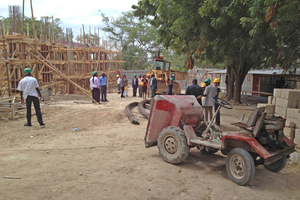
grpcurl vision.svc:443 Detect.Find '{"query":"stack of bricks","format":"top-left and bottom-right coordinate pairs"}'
top-left (258, 88), bottom-right (300, 146)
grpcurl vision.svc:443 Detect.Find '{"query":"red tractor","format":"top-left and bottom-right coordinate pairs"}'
top-left (145, 95), bottom-right (296, 185)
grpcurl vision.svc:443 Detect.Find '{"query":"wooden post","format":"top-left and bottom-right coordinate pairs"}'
top-left (27, 22), bottom-right (29, 36)
top-left (30, 0), bottom-right (36, 39)
top-left (0, 20), bottom-right (11, 96)
top-left (52, 16), bottom-right (54, 41)
top-left (22, 0), bottom-right (25, 35)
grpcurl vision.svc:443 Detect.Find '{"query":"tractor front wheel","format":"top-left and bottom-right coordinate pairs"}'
top-left (264, 157), bottom-right (287, 172)
top-left (157, 126), bottom-right (189, 164)
top-left (226, 148), bottom-right (255, 186)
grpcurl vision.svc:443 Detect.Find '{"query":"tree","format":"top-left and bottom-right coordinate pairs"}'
top-left (100, 10), bottom-right (160, 70)
top-left (133, 0), bottom-right (300, 103)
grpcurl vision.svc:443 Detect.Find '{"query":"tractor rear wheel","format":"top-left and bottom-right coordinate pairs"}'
top-left (226, 148), bottom-right (255, 186)
top-left (157, 126), bottom-right (189, 164)
top-left (264, 157), bottom-right (287, 172)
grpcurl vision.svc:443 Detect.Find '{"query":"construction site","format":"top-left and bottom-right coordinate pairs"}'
top-left (1, 2), bottom-right (300, 200)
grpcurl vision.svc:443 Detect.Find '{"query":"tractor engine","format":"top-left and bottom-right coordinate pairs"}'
top-left (256, 117), bottom-right (286, 151)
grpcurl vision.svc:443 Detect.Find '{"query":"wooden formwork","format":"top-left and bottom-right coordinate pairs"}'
top-left (0, 34), bottom-right (124, 100)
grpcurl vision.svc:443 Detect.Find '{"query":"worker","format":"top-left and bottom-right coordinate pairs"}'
top-left (91, 71), bottom-right (101, 103)
top-left (123, 75), bottom-right (129, 97)
top-left (99, 72), bottom-right (108, 102)
top-left (90, 71), bottom-right (97, 99)
top-left (213, 78), bottom-right (222, 126)
top-left (202, 78), bottom-right (217, 122)
top-left (17, 68), bottom-right (45, 126)
top-left (185, 79), bottom-right (203, 106)
top-left (120, 75), bottom-right (125, 98)
top-left (166, 78), bottom-right (173, 95)
top-left (132, 74), bottom-right (139, 97)
top-left (142, 75), bottom-right (148, 99)
top-left (201, 83), bottom-right (206, 103)
top-left (117, 75), bottom-right (121, 94)
top-left (150, 74), bottom-right (157, 98)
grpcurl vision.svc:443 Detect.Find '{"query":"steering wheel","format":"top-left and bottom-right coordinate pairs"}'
top-left (212, 98), bottom-right (233, 109)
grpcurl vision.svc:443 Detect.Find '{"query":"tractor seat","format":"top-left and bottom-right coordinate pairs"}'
top-left (231, 107), bottom-right (266, 137)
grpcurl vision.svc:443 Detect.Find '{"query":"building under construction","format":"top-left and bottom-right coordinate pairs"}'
top-left (0, 4), bottom-right (123, 119)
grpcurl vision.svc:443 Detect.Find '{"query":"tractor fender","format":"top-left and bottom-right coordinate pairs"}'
top-left (222, 133), bottom-right (271, 159)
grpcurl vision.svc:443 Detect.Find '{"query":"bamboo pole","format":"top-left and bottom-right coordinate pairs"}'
top-left (22, 0), bottom-right (25, 35)
top-left (26, 43), bottom-right (98, 104)
top-left (30, 0), bottom-right (36, 39)
top-left (0, 20), bottom-right (11, 96)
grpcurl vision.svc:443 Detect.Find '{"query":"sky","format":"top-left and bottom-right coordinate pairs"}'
top-left (0, 0), bottom-right (140, 37)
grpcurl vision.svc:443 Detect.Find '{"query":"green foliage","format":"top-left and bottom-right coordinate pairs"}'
top-left (132, 0), bottom-right (300, 102)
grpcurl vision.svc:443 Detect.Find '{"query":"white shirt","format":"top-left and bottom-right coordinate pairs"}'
top-left (202, 84), bottom-right (217, 107)
top-left (150, 77), bottom-right (154, 86)
top-left (90, 77), bottom-right (93, 90)
top-left (117, 77), bottom-right (122, 84)
top-left (17, 76), bottom-right (39, 100)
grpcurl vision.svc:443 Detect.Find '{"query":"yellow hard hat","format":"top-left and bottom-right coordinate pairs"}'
top-left (124, 87), bottom-right (127, 90)
top-left (214, 78), bottom-right (220, 83)
top-left (116, 75), bottom-right (119, 78)
top-left (201, 83), bottom-right (206, 87)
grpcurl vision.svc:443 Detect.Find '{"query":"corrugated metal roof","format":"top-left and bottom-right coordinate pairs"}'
top-left (207, 69), bottom-right (300, 75)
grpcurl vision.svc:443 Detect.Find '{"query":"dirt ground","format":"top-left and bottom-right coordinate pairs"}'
top-left (1, 90), bottom-right (300, 200)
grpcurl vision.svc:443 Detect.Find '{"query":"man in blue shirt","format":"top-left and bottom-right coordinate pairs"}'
top-left (99, 72), bottom-right (108, 102)
top-left (150, 74), bottom-right (157, 98)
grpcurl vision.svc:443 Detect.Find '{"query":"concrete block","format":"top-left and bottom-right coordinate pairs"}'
top-left (290, 152), bottom-right (300, 165)
top-left (257, 103), bottom-right (267, 108)
top-left (283, 127), bottom-right (295, 137)
top-left (295, 129), bottom-right (300, 138)
top-left (286, 117), bottom-right (299, 128)
top-left (285, 120), bottom-right (295, 128)
top-left (273, 88), bottom-right (282, 98)
top-left (288, 99), bottom-right (298, 108)
top-left (265, 104), bottom-right (275, 115)
top-left (278, 106), bottom-right (287, 117)
top-left (276, 98), bottom-right (289, 107)
top-left (268, 96), bottom-right (273, 105)
top-left (297, 82), bottom-right (300, 89)
top-left (275, 105), bottom-right (280, 114)
top-left (286, 108), bottom-right (300, 118)
top-left (294, 138), bottom-right (300, 146)
top-left (288, 90), bottom-right (300, 100)
top-left (272, 97), bottom-right (276, 105)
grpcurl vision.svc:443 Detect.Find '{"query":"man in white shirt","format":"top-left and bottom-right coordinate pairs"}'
top-left (117, 75), bottom-right (121, 94)
top-left (90, 71), bottom-right (96, 99)
top-left (17, 68), bottom-right (45, 126)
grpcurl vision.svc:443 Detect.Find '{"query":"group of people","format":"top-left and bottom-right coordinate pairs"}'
top-left (117, 74), bottom-right (166, 99)
top-left (185, 78), bottom-right (222, 125)
top-left (90, 71), bottom-right (108, 103)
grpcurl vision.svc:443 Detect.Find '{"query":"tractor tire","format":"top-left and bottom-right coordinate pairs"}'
top-left (157, 126), bottom-right (189, 164)
top-left (226, 148), bottom-right (255, 186)
top-left (264, 157), bottom-right (287, 172)
top-left (200, 146), bottom-right (219, 155)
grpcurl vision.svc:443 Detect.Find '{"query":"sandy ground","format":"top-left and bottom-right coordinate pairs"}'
top-left (1, 90), bottom-right (300, 200)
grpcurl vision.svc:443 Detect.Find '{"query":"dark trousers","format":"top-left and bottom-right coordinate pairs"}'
top-left (133, 86), bottom-right (137, 97)
top-left (101, 85), bottom-right (107, 101)
top-left (151, 87), bottom-right (156, 98)
top-left (215, 103), bottom-right (220, 125)
top-left (26, 95), bottom-right (43, 125)
top-left (93, 88), bottom-right (100, 103)
top-left (121, 86), bottom-right (125, 97)
top-left (92, 89), bottom-right (94, 99)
